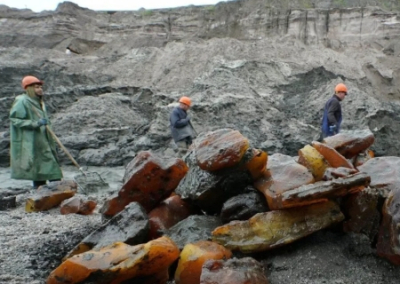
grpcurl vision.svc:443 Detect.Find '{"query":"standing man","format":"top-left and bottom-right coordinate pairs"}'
top-left (9, 75), bottom-right (63, 189)
top-left (321, 83), bottom-right (347, 138)
top-left (169, 96), bottom-right (196, 156)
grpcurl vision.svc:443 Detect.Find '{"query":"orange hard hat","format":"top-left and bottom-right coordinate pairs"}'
top-left (179, 96), bottom-right (191, 106)
top-left (335, 83), bottom-right (347, 93)
top-left (22, 76), bottom-right (43, 89)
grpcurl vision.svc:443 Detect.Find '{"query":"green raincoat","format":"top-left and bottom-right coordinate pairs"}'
top-left (9, 93), bottom-right (63, 181)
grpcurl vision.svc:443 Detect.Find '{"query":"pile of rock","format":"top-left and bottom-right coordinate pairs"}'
top-left (25, 128), bottom-right (399, 284)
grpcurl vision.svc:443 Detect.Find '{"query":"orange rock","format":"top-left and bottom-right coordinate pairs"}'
top-left (60, 197), bottom-right (81, 215)
top-left (79, 200), bottom-right (97, 215)
top-left (254, 154), bottom-right (314, 210)
top-left (200, 257), bottom-right (269, 284)
top-left (101, 151), bottom-right (188, 217)
top-left (298, 145), bottom-right (330, 181)
top-left (47, 236), bottom-right (180, 284)
top-left (212, 201), bottom-right (344, 253)
top-left (376, 188), bottom-right (400, 266)
top-left (60, 197), bottom-right (97, 215)
top-left (276, 172), bottom-right (370, 209)
top-left (195, 129), bottom-right (249, 172)
top-left (244, 148), bottom-right (268, 180)
top-left (26, 181), bottom-right (77, 213)
top-left (323, 167), bottom-right (358, 180)
top-left (311, 141), bottom-right (354, 169)
top-left (148, 195), bottom-right (194, 239)
top-left (323, 129), bottom-right (375, 159)
top-left (175, 241), bottom-right (232, 284)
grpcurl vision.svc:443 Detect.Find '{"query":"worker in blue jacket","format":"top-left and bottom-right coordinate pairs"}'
top-left (169, 96), bottom-right (196, 156)
top-left (321, 83), bottom-right (348, 138)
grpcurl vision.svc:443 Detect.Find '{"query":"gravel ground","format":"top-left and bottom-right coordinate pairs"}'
top-left (0, 166), bottom-right (124, 284)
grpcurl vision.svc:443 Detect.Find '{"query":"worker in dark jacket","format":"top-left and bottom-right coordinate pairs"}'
top-left (321, 83), bottom-right (348, 138)
top-left (170, 96), bottom-right (195, 155)
top-left (9, 75), bottom-right (63, 189)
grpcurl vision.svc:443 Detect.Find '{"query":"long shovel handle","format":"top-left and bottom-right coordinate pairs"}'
top-left (31, 106), bottom-right (83, 172)
top-left (189, 121), bottom-right (198, 137)
top-left (45, 125), bottom-right (82, 170)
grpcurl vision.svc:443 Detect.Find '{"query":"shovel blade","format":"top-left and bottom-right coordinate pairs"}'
top-left (74, 171), bottom-right (109, 194)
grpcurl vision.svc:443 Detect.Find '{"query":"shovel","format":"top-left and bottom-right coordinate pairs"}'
top-left (31, 106), bottom-right (108, 193)
top-left (189, 121), bottom-right (198, 137)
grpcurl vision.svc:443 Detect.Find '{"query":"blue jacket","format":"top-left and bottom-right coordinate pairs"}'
top-left (169, 107), bottom-right (194, 142)
top-left (322, 95), bottom-right (342, 137)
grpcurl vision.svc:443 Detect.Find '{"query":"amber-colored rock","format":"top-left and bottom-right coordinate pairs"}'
top-left (195, 129), bottom-right (249, 172)
top-left (26, 180), bottom-right (77, 213)
top-left (275, 172), bottom-right (370, 209)
top-left (376, 188), bottom-right (400, 266)
top-left (254, 154), bottom-right (314, 210)
top-left (323, 167), bottom-right (358, 180)
top-left (101, 151), bottom-right (188, 217)
top-left (342, 189), bottom-right (380, 242)
top-left (175, 240), bottom-right (232, 284)
top-left (323, 129), bottom-right (375, 159)
top-left (148, 195), bottom-right (194, 239)
top-left (312, 141), bottom-right (354, 169)
top-left (244, 148), bottom-right (268, 180)
top-left (212, 201), bottom-right (344, 253)
top-left (60, 196), bottom-right (81, 214)
top-left (79, 200), bottom-right (97, 215)
top-left (358, 157), bottom-right (400, 194)
top-left (200, 257), bottom-right (269, 284)
top-left (47, 236), bottom-right (180, 284)
top-left (298, 145), bottom-right (330, 181)
top-left (60, 197), bottom-right (97, 215)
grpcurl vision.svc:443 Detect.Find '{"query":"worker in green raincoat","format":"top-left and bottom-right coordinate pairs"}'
top-left (9, 75), bottom-right (63, 189)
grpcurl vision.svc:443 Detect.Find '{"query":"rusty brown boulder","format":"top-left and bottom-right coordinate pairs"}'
top-left (254, 154), bottom-right (314, 210)
top-left (377, 188), bottom-right (400, 266)
top-left (323, 129), bottom-right (375, 159)
top-left (275, 172), bottom-right (371, 209)
top-left (25, 180), bottom-right (77, 213)
top-left (48, 236), bottom-right (180, 284)
top-left (148, 195), bottom-right (194, 239)
top-left (101, 151), bottom-right (188, 217)
top-left (195, 129), bottom-right (249, 172)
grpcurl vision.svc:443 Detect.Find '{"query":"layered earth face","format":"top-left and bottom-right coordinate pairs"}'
top-left (1, 0), bottom-right (400, 167)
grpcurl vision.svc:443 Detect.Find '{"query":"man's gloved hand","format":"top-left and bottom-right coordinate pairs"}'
top-left (329, 125), bottom-right (337, 134)
top-left (185, 115), bottom-right (191, 122)
top-left (38, 118), bottom-right (48, 126)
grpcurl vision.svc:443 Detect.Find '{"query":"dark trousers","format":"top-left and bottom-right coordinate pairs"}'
top-left (32, 179), bottom-right (61, 189)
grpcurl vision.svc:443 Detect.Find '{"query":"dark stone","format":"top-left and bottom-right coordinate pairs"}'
top-left (0, 195), bottom-right (16, 210)
top-left (164, 215), bottom-right (222, 250)
top-left (65, 202), bottom-right (149, 259)
top-left (175, 163), bottom-right (252, 214)
top-left (220, 189), bottom-right (269, 223)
